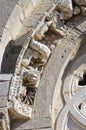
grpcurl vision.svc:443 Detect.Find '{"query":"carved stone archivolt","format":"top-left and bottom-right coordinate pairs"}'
top-left (56, 60), bottom-right (86, 130)
top-left (0, 0), bottom-right (86, 130)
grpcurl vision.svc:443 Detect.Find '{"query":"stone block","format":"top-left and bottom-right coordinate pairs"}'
top-left (76, 20), bottom-right (86, 35)
top-left (0, 74), bottom-right (12, 81)
top-left (0, 81), bottom-right (9, 96)
top-left (0, 81), bottom-right (9, 107)
top-left (15, 117), bottom-right (51, 130)
top-left (5, 5), bottom-right (24, 39)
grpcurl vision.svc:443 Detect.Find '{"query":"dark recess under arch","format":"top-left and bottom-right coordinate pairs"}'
top-left (1, 40), bottom-right (22, 74)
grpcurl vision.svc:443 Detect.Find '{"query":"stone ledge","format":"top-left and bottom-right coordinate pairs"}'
top-left (0, 74), bottom-right (12, 81)
top-left (14, 117), bottom-right (51, 130)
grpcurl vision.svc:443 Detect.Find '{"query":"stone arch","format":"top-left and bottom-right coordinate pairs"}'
top-left (0, 0), bottom-right (40, 72)
top-left (0, 0), bottom-right (86, 130)
top-left (33, 28), bottom-right (86, 129)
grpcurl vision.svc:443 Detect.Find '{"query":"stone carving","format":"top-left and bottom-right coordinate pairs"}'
top-left (56, 58), bottom-right (86, 130)
top-left (57, 0), bottom-right (73, 19)
top-left (81, 6), bottom-right (86, 14)
top-left (21, 48), bottom-right (39, 68)
top-left (73, 6), bottom-right (80, 15)
top-left (30, 39), bottom-right (51, 62)
top-left (73, 0), bottom-right (86, 5)
top-left (7, 0), bottom-right (86, 127)
top-left (0, 0), bottom-right (86, 129)
top-left (22, 67), bottom-right (40, 87)
top-left (8, 99), bottom-right (32, 118)
top-left (34, 21), bottom-right (52, 40)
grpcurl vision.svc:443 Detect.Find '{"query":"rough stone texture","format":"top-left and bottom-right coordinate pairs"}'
top-left (30, 40), bottom-right (51, 62)
top-left (15, 117), bottom-right (52, 130)
top-left (0, 0), bottom-right (38, 71)
top-left (73, 0), bottom-right (86, 5)
top-left (0, 0), bottom-right (86, 130)
top-left (0, 81), bottom-right (10, 108)
top-left (0, 0), bottom-right (18, 36)
top-left (34, 30), bottom-right (81, 122)
top-left (0, 75), bottom-right (11, 108)
top-left (80, 6), bottom-right (86, 15)
top-left (57, 0), bottom-right (73, 19)
top-left (73, 6), bottom-right (80, 15)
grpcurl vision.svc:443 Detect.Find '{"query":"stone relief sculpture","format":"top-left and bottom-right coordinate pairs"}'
top-left (0, 0), bottom-right (86, 129)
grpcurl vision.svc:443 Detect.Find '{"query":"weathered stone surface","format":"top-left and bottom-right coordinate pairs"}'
top-left (57, 0), bottom-right (73, 19)
top-left (37, 128), bottom-right (53, 130)
top-left (56, 54), bottom-right (86, 130)
top-left (73, 0), bottom-right (86, 6)
top-left (0, 74), bottom-right (12, 81)
top-left (21, 58), bottom-right (31, 67)
top-left (76, 19), bottom-right (86, 35)
top-left (23, 72), bottom-right (38, 86)
top-left (73, 6), bottom-right (80, 15)
top-left (22, 67), bottom-right (40, 86)
top-left (0, 82), bottom-right (9, 96)
top-left (0, 117), bottom-right (6, 130)
top-left (8, 99), bottom-right (32, 118)
top-left (18, 0), bottom-right (40, 18)
top-left (0, 0), bottom-right (86, 130)
top-left (30, 40), bottom-right (51, 62)
top-left (0, 0), bottom-right (17, 35)
top-left (0, 96), bottom-right (7, 108)
top-left (1, 28), bottom-right (12, 44)
top-left (81, 6), bottom-right (86, 14)
top-left (0, 0), bottom-right (49, 71)
top-left (21, 48), bottom-right (39, 67)
top-left (24, 15), bottom-right (41, 27)
top-left (50, 44), bottom-right (55, 51)
top-left (0, 81), bottom-right (9, 107)
top-left (35, 21), bottom-right (52, 40)
top-left (34, 32), bottom-right (81, 121)
top-left (15, 117), bottom-right (51, 130)
top-left (0, 44), bottom-right (7, 72)
top-left (21, 49), bottom-right (33, 67)
top-left (49, 24), bottom-right (65, 37)
top-left (5, 5), bottom-right (23, 39)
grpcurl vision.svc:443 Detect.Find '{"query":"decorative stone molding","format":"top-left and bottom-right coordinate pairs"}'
top-left (0, 0), bottom-right (86, 129)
